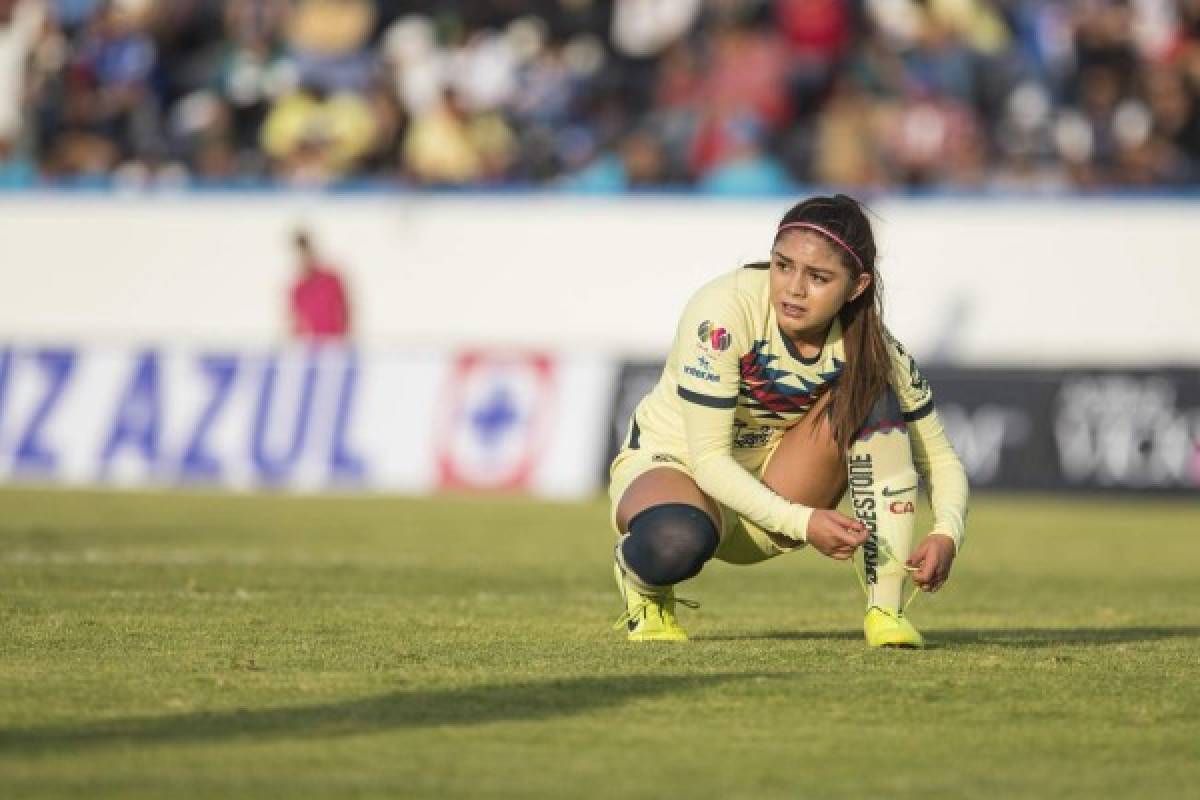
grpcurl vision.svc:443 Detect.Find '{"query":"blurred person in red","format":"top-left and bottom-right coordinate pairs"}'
top-left (775, 0), bottom-right (852, 116)
top-left (289, 229), bottom-right (352, 340)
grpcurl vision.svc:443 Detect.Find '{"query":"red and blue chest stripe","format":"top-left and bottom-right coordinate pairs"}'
top-left (738, 340), bottom-right (843, 419)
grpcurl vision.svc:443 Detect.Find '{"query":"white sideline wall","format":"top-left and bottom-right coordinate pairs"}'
top-left (0, 194), bottom-right (1197, 364)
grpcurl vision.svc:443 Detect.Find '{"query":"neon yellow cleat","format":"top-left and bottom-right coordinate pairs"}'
top-left (612, 560), bottom-right (695, 642)
top-left (864, 606), bottom-right (925, 648)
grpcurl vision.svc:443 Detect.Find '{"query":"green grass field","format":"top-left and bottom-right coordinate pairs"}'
top-left (1, 488), bottom-right (1198, 799)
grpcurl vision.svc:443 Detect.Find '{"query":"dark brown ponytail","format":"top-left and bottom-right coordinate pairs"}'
top-left (775, 194), bottom-right (890, 451)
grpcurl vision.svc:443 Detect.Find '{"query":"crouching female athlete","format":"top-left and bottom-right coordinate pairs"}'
top-left (609, 194), bottom-right (969, 647)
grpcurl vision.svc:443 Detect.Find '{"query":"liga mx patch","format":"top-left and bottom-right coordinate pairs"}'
top-left (435, 351), bottom-right (555, 491)
top-left (697, 320), bottom-right (731, 351)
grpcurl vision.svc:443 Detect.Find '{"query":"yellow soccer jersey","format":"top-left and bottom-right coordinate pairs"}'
top-left (619, 264), bottom-right (968, 549)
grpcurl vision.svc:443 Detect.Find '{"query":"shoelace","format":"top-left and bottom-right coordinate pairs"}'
top-left (612, 594), bottom-right (700, 631)
top-left (850, 536), bottom-right (922, 613)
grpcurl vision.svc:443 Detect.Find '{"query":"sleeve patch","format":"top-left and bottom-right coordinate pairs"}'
top-left (697, 321), bottom-right (732, 351)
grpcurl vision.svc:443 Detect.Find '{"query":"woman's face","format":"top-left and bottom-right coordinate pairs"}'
top-left (769, 230), bottom-right (870, 344)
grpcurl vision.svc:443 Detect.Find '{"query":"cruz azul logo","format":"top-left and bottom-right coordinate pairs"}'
top-left (435, 351), bottom-right (555, 491)
top-left (697, 321), bottom-right (731, 351)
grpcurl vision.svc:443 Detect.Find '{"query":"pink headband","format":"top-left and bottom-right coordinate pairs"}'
top-left (776, 222), bottom-right (864, 272)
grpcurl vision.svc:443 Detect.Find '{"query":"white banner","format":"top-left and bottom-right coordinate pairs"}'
top-left (0, 195), bottom-right (1197, 364)
top-left (0, 344), bottom-right (615, 498)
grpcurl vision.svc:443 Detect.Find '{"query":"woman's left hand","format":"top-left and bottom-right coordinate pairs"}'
top-left (906, 534), bottom-right (956, 592)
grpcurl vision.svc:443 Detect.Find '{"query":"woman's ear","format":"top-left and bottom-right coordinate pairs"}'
top-left (848, 272), bottom-right (871, 303)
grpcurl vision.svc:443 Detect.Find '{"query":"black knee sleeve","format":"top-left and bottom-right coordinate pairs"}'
top-left (620, 503), bottom-right (719, 587)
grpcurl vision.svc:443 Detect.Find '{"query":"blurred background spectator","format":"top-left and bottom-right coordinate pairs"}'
top-left (0, 0), bottom-right (1195, 191)
top-left (289, 227), bottom-right (351, 340)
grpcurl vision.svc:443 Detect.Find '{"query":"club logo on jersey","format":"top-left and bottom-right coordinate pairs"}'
top-left (697, 321), bottom-right (731, 351)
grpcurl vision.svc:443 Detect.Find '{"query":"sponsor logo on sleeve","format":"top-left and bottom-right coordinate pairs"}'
top-left (686, 357), bottom-right (720, 381)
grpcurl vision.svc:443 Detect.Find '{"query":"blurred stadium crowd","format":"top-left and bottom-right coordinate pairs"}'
top-left (0, 0), bottom-right (1198, 192)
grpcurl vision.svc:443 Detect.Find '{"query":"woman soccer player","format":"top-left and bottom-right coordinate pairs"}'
top-left (609, 194), bottom-right (968, 647)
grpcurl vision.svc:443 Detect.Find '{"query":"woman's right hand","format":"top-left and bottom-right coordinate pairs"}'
top-left (805, 510), bottom-right (869, 560)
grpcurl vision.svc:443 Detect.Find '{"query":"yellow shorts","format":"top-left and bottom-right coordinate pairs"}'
top-left (607, 445), bottom-right (806, 566)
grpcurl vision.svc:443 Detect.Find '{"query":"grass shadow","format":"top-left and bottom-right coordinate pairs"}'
top-left (0, 672), bottom-right (754, 755)
top-left (698, 626), bottom-right (1200, 648)
top-left (930, 625), bottom-right (1200, 649)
